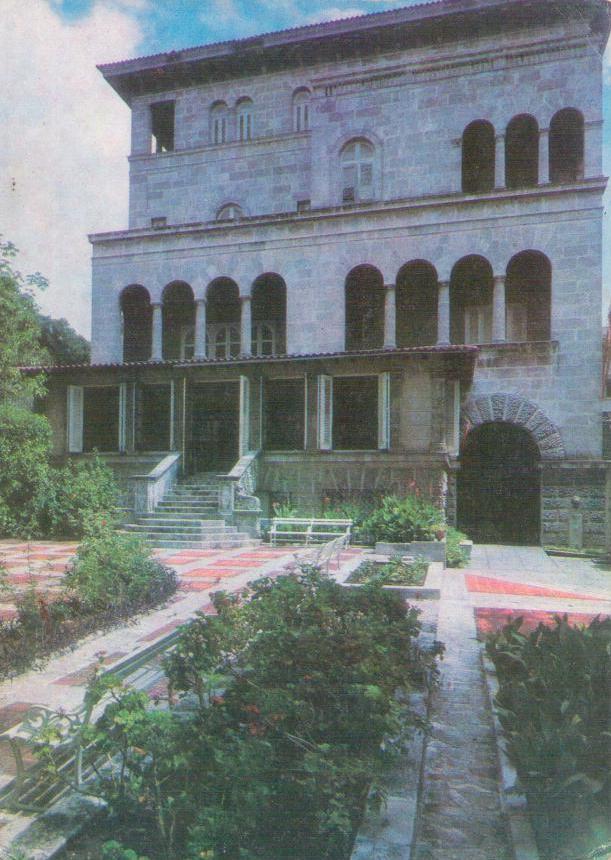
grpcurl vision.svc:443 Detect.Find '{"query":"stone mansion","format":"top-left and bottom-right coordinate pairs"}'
top-left (39, 0), bottom-right (611, 546)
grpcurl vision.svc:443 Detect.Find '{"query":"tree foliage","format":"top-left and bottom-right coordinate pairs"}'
top-left (0, 237), bottom-right (48, 400)
top-left (38, 314), bottom-right (90, 365)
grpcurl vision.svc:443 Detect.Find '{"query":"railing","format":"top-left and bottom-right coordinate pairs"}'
top-left (218, 450), bottom-right (262, 536)
top-left (127, 452), bottom-right (181, 515)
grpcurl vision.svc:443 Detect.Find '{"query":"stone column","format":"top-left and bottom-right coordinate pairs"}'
top-left (436, 280), bottom-right (450, 345)
top-left (151, 302), bottom-right (163, 360)
top-left (492, 275), bottom-right (506, 343)
top-left (194, 299), bottom-right (207, 360)
top-left (383, 284), bottom-right (396, 348)
top-left (584, 120), bottom-right (603, 178)
top-left (240, 295), bottom-right (252, 356)
top-left (538, 128), bottom-right (550, 184)
top-left (494, 134), bottom-right (505, 189)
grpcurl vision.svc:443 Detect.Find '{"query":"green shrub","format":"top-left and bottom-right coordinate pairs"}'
top-left (350, 557), bottom-right (429, 585)
top-left (43, 456), bottom-right (119, 539)
top-left (0, 404), bottom-right (52, 537)
top-left (361, 494), bottom-right (444, 544)
top-left (445, 526), bottom-right (469, 568)
top-left (102, 841), bottom-right (150, 860)
top-left (45, 568), bottom-right (439, 860)
top-left (322, 499), bottom-right (376, 544)
top-left (486, 615), bottom-right (611, 858)
top-left (65, 523), bottom-right (176, 614)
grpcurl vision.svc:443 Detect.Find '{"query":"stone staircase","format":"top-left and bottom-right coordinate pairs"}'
top-left (123, 474), bottom-right (259, 550)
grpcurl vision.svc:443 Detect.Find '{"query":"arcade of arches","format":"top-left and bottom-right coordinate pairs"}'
top-left (120, 251), bottom-right (553, 362)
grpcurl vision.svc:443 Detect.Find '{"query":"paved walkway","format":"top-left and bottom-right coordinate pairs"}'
top-left (413, 545), bottom-right (610, 859)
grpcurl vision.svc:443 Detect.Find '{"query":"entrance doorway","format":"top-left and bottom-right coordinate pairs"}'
top-left (457, 422), bottom-right (541, 544)
top-left (190, 382), bottom-right (240, 474)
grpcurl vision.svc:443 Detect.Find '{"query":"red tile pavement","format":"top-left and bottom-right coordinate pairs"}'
top-left (137, 619), bottom-right (185, 643)
top-left (474, 607), bottom-right (609, 638)
top-left (207, 559), bottom-right (268, 568)
top-left (54, 651), bottom-right (128, 685)
top-left (465, 574), bottom-right (601, 601)
top-left (0, 702), bottom-right (33, 731)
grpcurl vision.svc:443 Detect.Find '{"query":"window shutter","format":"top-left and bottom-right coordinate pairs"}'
top-left (239, 375), bottom-right (250, 456)
top-left (317, 375), bottom-right (333, 450)
top-left (118, 383), bottom-right (127, 452)
top-left (378, 372), bottom-right (390, 450)
top-left (67, 386), bottom-right (83, 453)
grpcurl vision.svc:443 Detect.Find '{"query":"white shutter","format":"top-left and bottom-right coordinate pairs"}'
top-left (118, 383), bottom-right (127, 452)
top-left (317, 375), bottom-right (333, 450)
top-left (67, 386), bottom-right (83, 453)
top-left (239, 375), bottom-right (250, 456)
top-left (377, 372), bottom-right (391, 450)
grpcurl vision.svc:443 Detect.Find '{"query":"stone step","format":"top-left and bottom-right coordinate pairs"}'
top-left (125, 523), bottom-right (238, 535)
top-left (137, 515), bottom-right (227, 526)
top-left (156, 504), bottom-right (219, 513)
top-left (144, 536), bottom-right (258, 550)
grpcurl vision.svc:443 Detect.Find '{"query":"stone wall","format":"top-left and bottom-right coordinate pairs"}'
top-left (540, 463), bottom-right (607, 548)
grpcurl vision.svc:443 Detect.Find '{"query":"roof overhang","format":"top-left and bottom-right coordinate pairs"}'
top-left (98, 0), bottom-right (611, 105)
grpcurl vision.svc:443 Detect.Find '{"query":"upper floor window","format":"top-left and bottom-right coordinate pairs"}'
top-left (216, 203), bottom-right (243, 221)
top-left (462, 120), bottom-right (495, 193)
top-left (505, 114), bottom-right (539, 189)
top-left (236, 97), bottom-right (253, 142)
top-left (549, 108), bottom-right (584, 183)
top-left (341, 139), bottom-right (375, 203)
top-left (210, 101), bottom-right (228, 145)
top-left (293, 88), bottom-right (311, 132)
top-left (150, 101), bottom-right (175, 154)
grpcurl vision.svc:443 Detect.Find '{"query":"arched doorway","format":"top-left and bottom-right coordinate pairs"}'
top-left (457, 422), bottom-right (541, 544)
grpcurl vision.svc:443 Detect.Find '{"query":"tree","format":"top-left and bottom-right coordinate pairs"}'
top-left (0, 237), bottom-right (48, 400)
top-left (38, 314), bottom-right (90, 365)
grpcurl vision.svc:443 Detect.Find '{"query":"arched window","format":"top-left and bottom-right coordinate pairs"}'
top-left (549, 109), bottom-right (584, 183)
top-left (450, 256), bottom-right (494, 345)
top-left (345, 265), bottom-right (384, 350)
top-left (120, 285), bottom-right (152, 362)
top-left (252, 273), bottom-right (287, 355)
top-left (210, 101), bottom-right (228, 145)
top-left (236, 97), bottom-right (253, 142)
top-left (462, 120), bottom-right (495, 193)
top-left (505, 114), bottom-right (539, 189)
top-left (162, 281), bottom-right (195, 360)
top-left (217, 203), bottom-right (243, 221)
top-left (341, 139), bottom-right (375, 203)
top-left (206, 278), bottom-right (241, 359)
top-left (293, 88), bottom-right (311, 132)
top-left (506, 251), bottom-right (551, 342)
top-left (396, 261), bottom-right (438, 347)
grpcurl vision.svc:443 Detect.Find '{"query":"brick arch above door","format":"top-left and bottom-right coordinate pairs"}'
top-left (461, 393), bottom-right (565, 460)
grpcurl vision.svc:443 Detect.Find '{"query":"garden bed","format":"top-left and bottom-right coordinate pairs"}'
top-left (484, 615), bottom-right (611, 860)
top-left (29, 567), bottom-right (441, 860)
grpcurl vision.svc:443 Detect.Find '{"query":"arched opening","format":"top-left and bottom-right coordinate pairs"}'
top-left (345, 265), bottom-right (384, 350)
top-left (216, 203), bottom-right (242, 221)
top-left (341, 138), bottom-right (375, 203)
top-left (549, 108), bottom-right (584, 183)
top-left (292, 88), bottom-right (311, 132)
top-left (210, 100), bottom-right (228, 145)
top-left (458, 422), bottom-right (541, 544)
top-left (120, 285), bottom-right (152, 362)
top-left (506, 251), bottom-right (552, 341)
top-left (206, 278), bottom-right (241, 359)
top-left (236, 97), bottom-right (253, 142)
top-left (450, 255), bottom-right (493, 344)
top-left (396, 260), bottom-right (438, 347)
top-left (505, 114), bottom-right (539, 189)
top-left (462, 120), bottom-right (495, 193)
top-left (162, 281), bottom-right (195, 360)
top-left (252, 273), bottom-right (287, 355)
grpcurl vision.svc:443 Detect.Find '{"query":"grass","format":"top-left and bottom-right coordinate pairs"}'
top-left (349, 557), bottom-right (428, 586)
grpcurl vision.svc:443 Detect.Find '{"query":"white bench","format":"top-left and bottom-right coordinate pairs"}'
top-left (269, 517), bottom-right (352, 547)
top-left (294, 533), bottom-right (350, 573)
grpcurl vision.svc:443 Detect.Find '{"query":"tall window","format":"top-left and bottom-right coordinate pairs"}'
top-left (341, 139), bottom-right (375, 203)
top-left (450, 256), bottom-right (494, 345)
top-left (161, 281), bottom-right (195, 360)
top-left (462, 120), bottom-right (495, 193)
top-left (345, 265), bottom-right (384, 350)
top-left (237, 97), bottom-right (253, 142)
top-left (293, 88), bottom-right (311, 132)
top-left (211, 101), bottom-right (228, 145)
top-left (265, 379), bottom-right (305, 449)
top-left (252, 273), bottom-right (287, 356)
top-left (83, 387), bottom-right (120, 452)
top-left (150, 101), bottom-right (175, 153)
top-left (120, 285), bottom-right (152, 362)
top-left (206, 278), bottom-right (241, 359)
top-left (550, 108), bottom-right (584, 183)
top-left (505, 114), bottom-right (539, 189)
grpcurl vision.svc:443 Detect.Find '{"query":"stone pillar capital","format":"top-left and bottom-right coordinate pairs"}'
top-left (240, 294), bottom-right (252, 303)
top-left (195, 297), bottom-right (207, 306)
top-left (438, 279), bottom-right (450, 290)
top-left (384, 282), bottom-right (396, 291)
top-left (493, 274), bottom-right (506, 285)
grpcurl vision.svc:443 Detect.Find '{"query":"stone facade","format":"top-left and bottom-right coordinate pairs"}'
top-left (40, 0), bottom-right (611, 544)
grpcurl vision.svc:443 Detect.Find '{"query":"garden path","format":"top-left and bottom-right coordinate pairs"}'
top-left (413, 545), bottom-right (610, 860)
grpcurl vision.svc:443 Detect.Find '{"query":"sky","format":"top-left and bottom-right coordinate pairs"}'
top-left (1, 0), bottom-right (611, 337)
